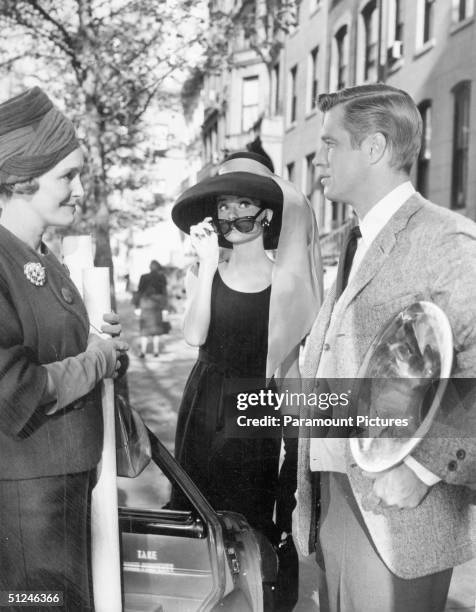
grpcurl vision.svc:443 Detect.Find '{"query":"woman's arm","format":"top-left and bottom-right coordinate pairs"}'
top-left (132, 275), bottom-right (145, 307)
top-left (182, 218), bottom-right (219, 346)
top-left (42, 334), bottom-right (127, 414)
top-left (0, 282), bottom-right (127, 436)
top-left (159, 272), bottom-right (167, 295)
top-left (182, 263), bottom-right (215, 346)
top-left (0, 344), bottom-right (48, 437)
top-left (137, 274), bottom-right (147, 295)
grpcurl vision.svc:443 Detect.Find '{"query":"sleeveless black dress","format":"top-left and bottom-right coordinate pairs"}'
top-left (173, 272), bottom-right (281, 540)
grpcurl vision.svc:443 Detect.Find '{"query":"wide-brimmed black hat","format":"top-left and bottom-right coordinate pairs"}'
top-left (172, 152), bottom-right (283, 249)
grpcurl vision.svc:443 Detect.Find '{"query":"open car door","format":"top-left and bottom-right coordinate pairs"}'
top-left (119, 429), bottom-right (276, 611)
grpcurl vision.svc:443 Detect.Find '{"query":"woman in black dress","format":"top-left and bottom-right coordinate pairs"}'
top-left (171, 151), bottom-right (323, 609)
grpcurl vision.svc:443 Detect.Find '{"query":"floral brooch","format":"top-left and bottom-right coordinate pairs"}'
top-left (24, 262), bottom-right (46, 286)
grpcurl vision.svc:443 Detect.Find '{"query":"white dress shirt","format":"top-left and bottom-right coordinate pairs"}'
top-left (309, 182), bottom-right (440, 486)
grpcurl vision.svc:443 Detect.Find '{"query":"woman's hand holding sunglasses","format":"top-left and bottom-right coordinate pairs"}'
top-left (190, 217), bottom-right (219, 271)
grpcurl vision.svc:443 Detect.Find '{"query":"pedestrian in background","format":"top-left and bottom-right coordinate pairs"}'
top-left (0, 87), bottom-right (128, 611)
top-left (133, 259), bottom-right (168, 358)
top-left (171, 151), bottom-right (323, 610)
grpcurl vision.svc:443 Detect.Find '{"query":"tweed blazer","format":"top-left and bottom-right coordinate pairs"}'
top-left (296, 193), bottom-right (476, 579)
top-left (0, 225), bottom-right (103, 480)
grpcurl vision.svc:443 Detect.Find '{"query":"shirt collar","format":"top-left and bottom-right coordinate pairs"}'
top-left (359, 181), bottom-right (415, 247)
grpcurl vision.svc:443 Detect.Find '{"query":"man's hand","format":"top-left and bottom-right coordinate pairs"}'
top-left (363, 463), bottom-right (430, 511)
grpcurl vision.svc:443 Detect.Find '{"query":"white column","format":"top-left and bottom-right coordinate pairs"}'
top-left (83, 267), bottom-right (122, 612)
top-left (62, 236), bottom-right (122, 612)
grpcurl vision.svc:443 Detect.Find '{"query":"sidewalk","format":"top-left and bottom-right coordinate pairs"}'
top-left (116, 296), bottom-right (475, 612)
top-left (116, 295), bottom-right (197, 509)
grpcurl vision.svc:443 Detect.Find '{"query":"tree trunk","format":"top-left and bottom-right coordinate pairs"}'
top-left (76, 1), bottom-right (116, 306)
top-left (94, 197), bottom-right (116, 310)
top-left (82, 90), bottom-right (116, 308)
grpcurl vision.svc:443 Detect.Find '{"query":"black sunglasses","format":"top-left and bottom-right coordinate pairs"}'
top-left (216, 209), bottom-right (263, 235)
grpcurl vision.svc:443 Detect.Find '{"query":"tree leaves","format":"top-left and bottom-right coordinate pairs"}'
top-left (0, 0), bottom-right (207, 263)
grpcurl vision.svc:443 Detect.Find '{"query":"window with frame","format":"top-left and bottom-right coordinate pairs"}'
top-left (305, 153), bottom-right (316, 201)
top-left (203, 130), bottom-right (211, 163)
top-left (308, 47), bottom-right (319, 112)
top-left (271, 63), bottom-right (281, 115)
top-left (394, 0), bottom-right (404, 41)
top-left (289, 65), bottom-right (298, 124)
top-left (295, 1), bottom-right (301, 26)
top-left (242, 76), bottom-right (259, 132)
top-left (331, 202), bottom-right (343, 228)
top-left (388, 0), bottom-right (404, 65)
top-left (286, 162), bottom-right (295, 183)
top-left (331, 202), bottom-right (351, 228)
top-left (241, 1), bottom-right (255, 49)
top-left (422, 0), bottom-right (435, 44)
top-left (451, 81), bottom-right (471, 209)
top-left (452, 0), bottom-right (475, 22)
top-left (416, 101), bottom-right (432, 198)
top-left (362, 1), bottom-right (378, 82)
top-left (212, 124), bottom-right (218, 159)
top-left (335, 25), bottom-right (348, 90)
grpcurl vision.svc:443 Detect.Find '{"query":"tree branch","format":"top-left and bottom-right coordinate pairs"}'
top-left (89, 0), bottom-right (137, 25)
top-left (0, 53), bottom-right (28, 68)
top-left (124, 29), bottom-right (165, 66)
top-left (1, 12), bottom-right (77, 62)
top-left (24, 0), bottom-right (75, 52)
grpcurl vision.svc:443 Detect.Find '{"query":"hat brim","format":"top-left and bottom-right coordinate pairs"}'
top-left (172, 172), bottom-right (283, 249)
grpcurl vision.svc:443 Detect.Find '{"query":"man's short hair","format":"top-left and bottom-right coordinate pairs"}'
top-left (318, 84), bottom-right (422, 173)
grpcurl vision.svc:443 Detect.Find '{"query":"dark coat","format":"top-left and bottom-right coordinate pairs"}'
top-left (134, 270), bottom-right (168, 336)
top-left (0, 225), bottom-right (102, 480)
top-left (133, 271), bottom-right (167, 305)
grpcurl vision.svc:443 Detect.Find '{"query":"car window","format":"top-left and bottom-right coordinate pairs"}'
top-left (118, 459), bottom-right (172, 510)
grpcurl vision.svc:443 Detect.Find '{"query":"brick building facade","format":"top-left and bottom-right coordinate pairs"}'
top-left (183, 0), bottom-right (476, 256)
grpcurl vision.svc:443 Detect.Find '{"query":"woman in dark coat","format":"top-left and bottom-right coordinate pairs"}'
top-left (0, 87), bottom-right (128, 611)
top-left (134, 260), bottom-right (168, 357)
top-left (171, 151), bottom-right (323, 610)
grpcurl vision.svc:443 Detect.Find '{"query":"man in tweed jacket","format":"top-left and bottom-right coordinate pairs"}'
top-left (296, 84), bottom-right (476, 612)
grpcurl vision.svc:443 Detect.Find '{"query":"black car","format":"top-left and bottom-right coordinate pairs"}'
top-left (119, 430), bottom-right (277, 611)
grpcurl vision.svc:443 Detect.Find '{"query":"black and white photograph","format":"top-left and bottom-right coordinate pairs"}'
top-left (0, 1), bottom-right (475, 611)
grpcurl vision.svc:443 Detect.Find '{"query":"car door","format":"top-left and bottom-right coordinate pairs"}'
top-left (119, 430), bottom-right (264, 612)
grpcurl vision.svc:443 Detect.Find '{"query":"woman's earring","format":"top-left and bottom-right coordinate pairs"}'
top-left (261, 218), bottom-right (270, 229)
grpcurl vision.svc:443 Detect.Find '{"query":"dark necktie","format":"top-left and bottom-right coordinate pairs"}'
top-left (335, 225), bottom-right (361, 300)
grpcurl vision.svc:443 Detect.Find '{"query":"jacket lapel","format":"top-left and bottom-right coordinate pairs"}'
top-left (336, 195), bottom-right (424, 314)
top-left (0, 226), bottom-right (89, 337)
top-left (301, 195), bottom-right (424, 380)
top-left (44, 252), bottom-right (89, 335)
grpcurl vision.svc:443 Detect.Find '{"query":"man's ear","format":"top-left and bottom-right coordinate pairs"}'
top-left (363, 132), bottom-right (387, 165)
